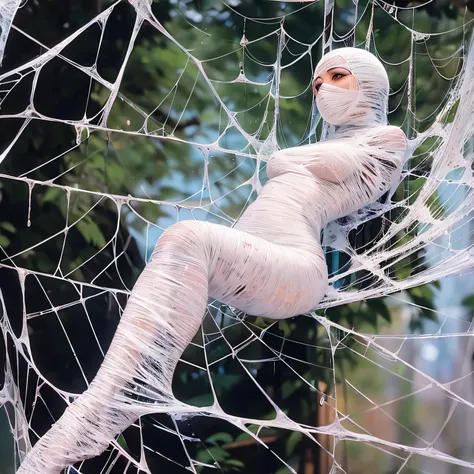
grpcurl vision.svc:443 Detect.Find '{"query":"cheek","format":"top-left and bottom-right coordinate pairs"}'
top-left (346, 76), bottom-right (358, 90)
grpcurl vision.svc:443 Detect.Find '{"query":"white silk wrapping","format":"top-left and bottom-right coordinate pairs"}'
top-left (16, 48), bottom-right (407, 473)
top-left (314, 48), bottom-right (391, 127)
top-left (316, 85), bottom-right (360, 125)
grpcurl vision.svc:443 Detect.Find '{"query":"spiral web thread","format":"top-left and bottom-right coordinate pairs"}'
top-left (0, 0), bottom-right (474, 472)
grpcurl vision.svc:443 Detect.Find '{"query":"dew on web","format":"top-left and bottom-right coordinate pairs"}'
top-left (0, 0), bottom-right (473, 473)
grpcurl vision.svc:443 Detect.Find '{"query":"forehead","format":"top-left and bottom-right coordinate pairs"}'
top-left (314, 54), bottom-right (350, 78)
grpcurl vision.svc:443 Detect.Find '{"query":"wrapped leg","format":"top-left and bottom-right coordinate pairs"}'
top-left (17, 222), bottom-right (211, 474)
top-left (17, 221), bottom-right (327, 473)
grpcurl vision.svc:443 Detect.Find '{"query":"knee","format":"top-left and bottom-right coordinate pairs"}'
top-left (151, 221), bottom-right (210, 260)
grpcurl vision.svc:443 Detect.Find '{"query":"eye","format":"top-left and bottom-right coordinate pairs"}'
top-left (332, 73), bottom-right (344, 80)
top-left (313, 80), bottom-right (322, 93)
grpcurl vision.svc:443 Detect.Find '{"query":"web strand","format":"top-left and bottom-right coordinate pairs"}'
top-left (0, 1), bottom-right (474, 473)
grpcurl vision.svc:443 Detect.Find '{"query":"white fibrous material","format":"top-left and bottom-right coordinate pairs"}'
top-left (315, 49), bottom-right (390, 126)
top-left (15, 45), bottom-right (408, 473)
top-left (1, 1), bottom-right (474, 473)
top-left (0, 0), bottom-right (21, 65)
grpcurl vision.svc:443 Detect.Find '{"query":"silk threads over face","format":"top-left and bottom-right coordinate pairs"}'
top-left (314, 48), bottom-right (390, 127)
top-left (316, 83), bottom-right (360, 125)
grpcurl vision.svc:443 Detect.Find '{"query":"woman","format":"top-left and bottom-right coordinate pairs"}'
top-left (17, 47), bottom-right (407, 474)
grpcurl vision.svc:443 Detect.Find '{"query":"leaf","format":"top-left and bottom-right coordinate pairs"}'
top-left (462, 294), bottom-right (474, 308)
top-left (116, 434), bottom-right (129, 452)
top-left (278, 319), bottom-right (292, 337)
top-left (235, 432), bottom-right (252, 442)
top-left (367, 299), bottom-right (391, 323)
top-left (43, 187), bottom-right (64, 204)
top-left (407, 177), bottom-right (426, 205)
top-left (0, 222), bottom-right (16, 233)
top-left (186, 393), bottom-right (214, 407)
top-left (285, 431), bottom-right (302, 456)
top-left (224, 459), bottom-right (245, 468)
top-left (196, 446), bottom-right (230, 463)
top-left (410, 285), bottom-right (433, 301)
top-left (75, 218), bottom-right (107, 248)
top-left (442, 99), bottom-right (459, 124)
top-left (207, 432), bottom-right (233, 445)
top-left (0, 235), bottom-right (10, 247)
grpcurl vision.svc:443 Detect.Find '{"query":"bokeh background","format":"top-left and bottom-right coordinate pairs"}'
top-left (0, 0), bottom-right (474, 473)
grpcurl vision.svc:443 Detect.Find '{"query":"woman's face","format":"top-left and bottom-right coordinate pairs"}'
top-left (313, 67), bottom-right (357, 97)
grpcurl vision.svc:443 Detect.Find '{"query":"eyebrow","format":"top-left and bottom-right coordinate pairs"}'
top-left (314, 67), bottom-right (351, 82)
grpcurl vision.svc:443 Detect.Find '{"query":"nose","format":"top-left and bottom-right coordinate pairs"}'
top-left (313, 79), bottom-right (323, 95)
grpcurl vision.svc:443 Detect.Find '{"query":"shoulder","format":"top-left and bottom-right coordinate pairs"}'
top-left (369, 126), bottom-right (407, 151)
top-left (383, 126), bottom-right (408, 147)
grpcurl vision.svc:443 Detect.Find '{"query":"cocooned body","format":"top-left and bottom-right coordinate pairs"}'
top-left (16, 49), bottom-right (407, 474)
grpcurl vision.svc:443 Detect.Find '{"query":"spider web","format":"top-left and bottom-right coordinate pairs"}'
top-left (0, 0), bottom-right (474, 472)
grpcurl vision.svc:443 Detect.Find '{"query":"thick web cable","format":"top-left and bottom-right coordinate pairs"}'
top-left (0, 0), bottom-right (474, 473)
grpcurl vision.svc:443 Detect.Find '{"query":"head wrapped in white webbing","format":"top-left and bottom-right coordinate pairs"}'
top-left (314, 47), bottom-right (390, 127)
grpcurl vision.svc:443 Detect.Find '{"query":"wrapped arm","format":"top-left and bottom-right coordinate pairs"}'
top-left (267, 140), bottom-right (362, 182)
top-left (267, 126), bottom-right (407, 184)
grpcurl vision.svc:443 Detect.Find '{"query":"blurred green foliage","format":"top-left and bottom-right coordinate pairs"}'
top-left (0, 0), bottom-right (471, 473)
